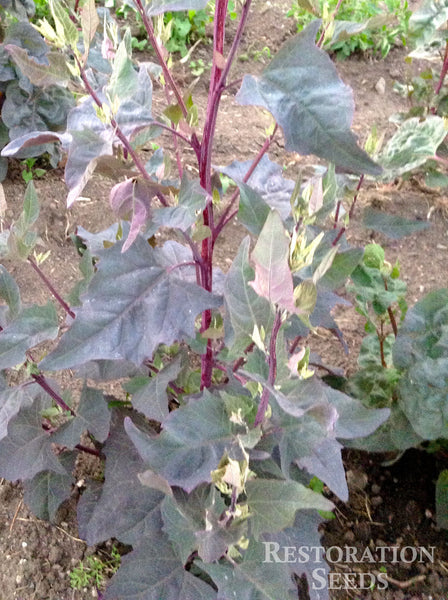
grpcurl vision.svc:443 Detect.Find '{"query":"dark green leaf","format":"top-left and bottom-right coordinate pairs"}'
top-left (363, 207), bottom-right (430, 239)
top-left (319, 248), bottom-right (363, 290)
top-left (41, 238), bottom-right (221, 370)
top-left (236, 22), bottom-right (381, 176)
top-left (436, 469), bottom-right (448, 529)
top-left (0, 382), bottom-right (44, 440)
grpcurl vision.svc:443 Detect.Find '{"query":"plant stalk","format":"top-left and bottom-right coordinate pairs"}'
top-left (254, 309), bottom-right (282, 426)
top-left (28, 257), bottom-right (75, 319)
top-left (133, 0), bottom-right (189, 118)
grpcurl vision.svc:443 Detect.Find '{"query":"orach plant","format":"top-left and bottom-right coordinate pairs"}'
top-left (0, 0), bottom-right (427, 597)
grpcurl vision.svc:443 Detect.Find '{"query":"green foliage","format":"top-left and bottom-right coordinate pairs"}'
top-left (164, 9), bottom-right (211, 57)
top-left (287, 0), bottom-right (411, 57)
top-left (70, 546), bottom-right (121, 591)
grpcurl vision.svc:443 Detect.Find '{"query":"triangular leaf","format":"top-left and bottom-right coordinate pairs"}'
top-left (52, 385), bottom-right (110, 448)
top-left (104, 533), bottom-right (217, 600)
top-left (223, 237), bottom-right (273, 356)
top-left (203, 539), bottom-right (297, 600)
top-left (297, 438), bottom-right (348, 501)
top-left (41, 237), bottom-right (221, 370)
top-left (246, 478), bottom-right (333, 539)
top-left (0, 395), bottom-right (67, 480)
top-left (77, 411), bottom-right (164, 546)
top-left (236, 22), bottom-right (381, 176)
top-left (126, 355), bottom-right (183, 421)
top-left (124, 391), bottom-right (243, 492)
top-left (5, 45), bottom-right (71, 87)
top-left (23, 451), bottom-right (76, 521)
top-left (250, 210), bottom-right (295, 312)
top-left (0, 382), bottom-right (44, 440)
top-left (153, 176), bottom-right (207, 232)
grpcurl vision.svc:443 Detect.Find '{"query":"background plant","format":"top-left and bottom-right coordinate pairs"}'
top-left (287, 0), bottom-right (411, 58)
top-left (0, 1), bottom-right (445, 599)
top-left (0, 0), bottom-right (74, 181)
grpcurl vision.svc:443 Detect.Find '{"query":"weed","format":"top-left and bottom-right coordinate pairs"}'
top-left (70, 546), bottom-right (121, 591)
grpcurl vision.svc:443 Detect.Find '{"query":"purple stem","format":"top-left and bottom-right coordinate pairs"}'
top-left (254, 309), bottom-right (282, 427)
top-left (132, 0), bottom-right (189, 118)
top-left (332, 174), bottom-right (364, 246)
top-left (75, 444), bottom-right (101, 457)
top-left (434, 40), bottom-right (448, 98)
top-left (31, 372), bottom-right (75, 416)
top-left (77, 61), bottom-right (152, 183)
top-left (28, 257), bottom-right (75, 319)
top-left (317, 0), bottom-right (344, 48)
top-left (215, 123), bottom-right (279, 237)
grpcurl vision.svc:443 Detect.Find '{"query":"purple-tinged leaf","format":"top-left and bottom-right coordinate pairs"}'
top-left (262, 511), bottom-right (331, 600)
top-left (110, 178), bottom-right (156, 252)
top-left (40, 237), bottom-right (221, 370)
top-left (77, 411), bottom-right (164, 546)
top-left (237, 183), bottom-right (271, 236)
top-left (80, 0), bottom-right (99, 61)
top-left (236, 22), bottom-right (381, 176)
top-left (147, 0), bottom-right (210, 16)
top-left (126, 356), bottom-right (183, 421)
top-left (161, 486), bottom-right (227, 563)
top-left (104, 533), bottom-right (217, 600)
top-left (153, 176), bottom-right (207, 232)
top-left (5, 45), bottom-right (71, 87)
top-left (0, 395), bottom-right (67, 480)
top-left (250, 210), bottom-right (295, 312)
top-left (23, 452), bottom-right (76, 521)
top-left (223, 237), bottom-right (274, 356)
top-left (76, 224), bottom-right (122, 255)
top-left (219, 155), bottom-right (295, 223)
top-left (297, 438), bottom-right (348, 501)
top-left (1, 131), bottom-right (67, 157)
top-left (65, 128), bottom-right (114, 206)
top-left (0, 382), bottom-right (44, 440)
top-left (0, 302), bottom-right (58, 370)
top-left (125, 391), bottom-right (242, 492)
top-left (202, 539), bottom-right (296, 600)
top-left (52, 385), bottom-right (110, 448)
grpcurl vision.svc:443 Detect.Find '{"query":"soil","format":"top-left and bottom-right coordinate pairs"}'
top-left (1, 0), bottom-right (448, 598)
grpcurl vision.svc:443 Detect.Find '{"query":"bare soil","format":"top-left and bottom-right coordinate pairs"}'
top-left (1, 0), bottom-right (448, 598)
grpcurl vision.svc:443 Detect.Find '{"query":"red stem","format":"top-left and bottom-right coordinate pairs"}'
top-left (215, 123), bottom-right (278, 237)
top-left (28, 257), bottom-right (75, 319)
top-left (434, 40), bottom-right (448, 98)
top-left (31, 372), bottom-right (75, 415)
top-left (317, 0), bottom-right (344, 48)
top-left (332, 175), bottom-right (364, 246)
